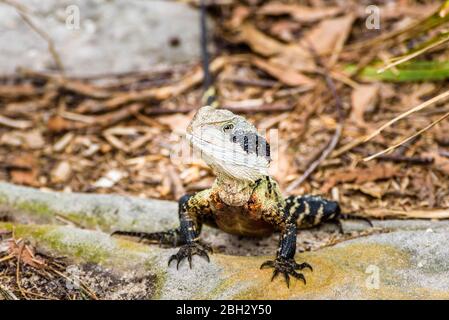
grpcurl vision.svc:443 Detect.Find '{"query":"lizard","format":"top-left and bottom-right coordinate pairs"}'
top-left (112, 1), bottom-right (370, 287)
top-left (112, 105), bottom-right (349, 287)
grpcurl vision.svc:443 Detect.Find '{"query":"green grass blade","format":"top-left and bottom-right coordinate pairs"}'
top-left (346, 60), bottom-right (449, 82)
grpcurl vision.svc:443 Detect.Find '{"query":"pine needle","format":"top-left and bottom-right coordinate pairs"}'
top-left (364, 89), bottom-right (449, 143)
top-left (377, 33), bottom-right (449, 73)
top-left (364, 109), bottom-right (449, 161)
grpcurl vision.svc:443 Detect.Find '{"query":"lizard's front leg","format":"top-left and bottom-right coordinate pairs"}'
top-left (167, 191), bottom-right (213, 269)
top-left (112, 192), bottom-right (213, 269)
top-left (260, 211), bottom-right (312, 287)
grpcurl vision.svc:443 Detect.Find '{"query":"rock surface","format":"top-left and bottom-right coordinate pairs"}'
top-left (1, 182), bottom-right (449, 299)
top-left (0, 0), bottom-right (206, 76)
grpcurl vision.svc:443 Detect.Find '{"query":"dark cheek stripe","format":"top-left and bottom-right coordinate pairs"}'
top-left (230, 130), bottom-right (271, 162)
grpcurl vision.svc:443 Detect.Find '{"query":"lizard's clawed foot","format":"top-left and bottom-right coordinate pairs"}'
top-left (260, 258), bottom-right (312, 287)
top-left (168, 242), bottom-right (213, 269)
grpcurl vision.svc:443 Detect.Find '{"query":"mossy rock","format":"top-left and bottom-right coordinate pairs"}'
top-left (2, 220), bottom-right (449, 299)
top-left (1, 182), bottom-right (449, 299)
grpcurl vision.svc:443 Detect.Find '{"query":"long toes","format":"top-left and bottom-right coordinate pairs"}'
top-left (202, 244), bottom-right (213, 253)
top-left (296, 262), bottom-right (313, 272)
top-left (198, 250), bottom-right (210, 263)
top-left (336, 221), bottom-right (345, 234)
top-left (168, 254), bottom-right (178, 267)
top-left (188, 254), bottom-right (193, 269)
top-left (363, 218), bottom-right (374, 227)
top-left (176, 257), bottom-right (183, 270)
top-left (291, 271), bottom-right (306, 284)
top-left (283, 272), bottom-right (290, 288)
top-left (271, 270), bottom-right (279, 281)
top-left (260, 260), bottom-right (274, 269)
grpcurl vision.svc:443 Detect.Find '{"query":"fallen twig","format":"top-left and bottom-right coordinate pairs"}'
top-left (0, 284), bottom-right (19, 300)
top-left (222, 76), bottom-right (278, 88)
top-left (79, 57), bottom-right (228, 113)
top-left (376, 154), bottom-right (434, 165)
top-left (48, 103), bottom-right (145, 132)
top-left (364, 208), bottom-right (449, 219)
top-left (0, 114), bottom-right (33, 129)
top-left (15, 241), bottom-right (29, 299)
top-left (1, 0), bottom-right (64, 72)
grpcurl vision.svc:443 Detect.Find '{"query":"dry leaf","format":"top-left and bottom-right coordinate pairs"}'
top-left (268, 42), bottom-right (315, 72)
top-left (53, 132), bottom-right (75, 152)
top-left (236, 24), bottom-right (314, 72)
top-left (157, 114), bottom-right (191, 136)
top-left (238, 23), bottom-right (286, 56)
top-left (364, 208), bottom-right (449, 219)
top-left (9, 153), bottom-right (39, 187)
top-left (166, 164), bottom-right (186, 199)
top-left (0, 130), bottom-right (44, 149)
top-left (8, 240), bottom-right (46, 269)
top-left (269, 20), bottom-right (300, 42)
top-left (10, 170), bottom-right (39, 186)
top-left (258, 3), bottom-right (341, 23)
top-left (228, 5), bottom-right (251, 29)
top-left (423, 151), bottom-right (449, 175)
top-left (264, 19), bottom-right (349, 72)
top-left (251, 57), bottom-right (315, 86)
top-left (51, 161), bottom-right (72, 184)
top-left (350, 84), bottom-right (379, 127)
top-left (301, 14), bottom-right (355, 54)
top-left (93, 169), bottom-right (127, 188)
top-left (321, 164), bottom-right (398, 193)
top-left (346, 182), bottom-right (387, 198)
top-left (21, 130), bottom-right (45, 149)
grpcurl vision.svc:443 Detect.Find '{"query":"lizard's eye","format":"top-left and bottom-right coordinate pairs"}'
top-left (222, 123), bottom-right (234, 132)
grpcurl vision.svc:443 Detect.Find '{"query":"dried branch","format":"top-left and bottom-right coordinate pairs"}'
top-left (0, 114), bottom-right (33, 129)
top-left (1, 0), bottom-right (64, 72)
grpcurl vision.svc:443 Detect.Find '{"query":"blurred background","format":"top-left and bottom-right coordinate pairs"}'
top-left (1, 0), bottom-right (449, 220)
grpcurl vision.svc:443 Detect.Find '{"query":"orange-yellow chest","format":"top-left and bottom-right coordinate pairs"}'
top-left (208, 191), bottom-right (274, 237)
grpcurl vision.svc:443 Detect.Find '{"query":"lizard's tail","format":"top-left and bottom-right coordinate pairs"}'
top-left (200, 0), bottom-right (217, 107)
top-left (285, 195), bottom-right (373, 233)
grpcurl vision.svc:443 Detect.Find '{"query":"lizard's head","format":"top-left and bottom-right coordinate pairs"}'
top-left (186, 106), bottom-right (271, 182)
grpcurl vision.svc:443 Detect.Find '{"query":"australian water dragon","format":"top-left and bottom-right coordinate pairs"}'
top-left (113, 2), bottom-right (368, 287)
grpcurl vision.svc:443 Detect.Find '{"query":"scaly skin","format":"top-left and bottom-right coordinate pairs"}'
top-left (113, 106), bottom-right (353, 288)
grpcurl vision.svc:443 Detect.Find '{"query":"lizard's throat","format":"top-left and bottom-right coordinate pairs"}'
top-left (186, 133), bottom-right (269, 182)
top-left (214, 174), bottom-right (255, 206)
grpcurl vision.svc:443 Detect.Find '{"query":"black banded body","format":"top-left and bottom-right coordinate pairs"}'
top-left (284, 195), bottom-right (341, 228)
